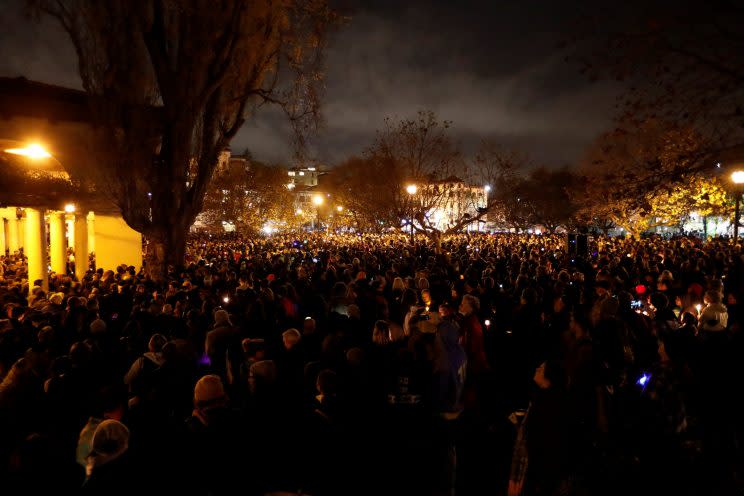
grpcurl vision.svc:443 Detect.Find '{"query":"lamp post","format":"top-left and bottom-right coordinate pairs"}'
top-left (405, 184), bottom-right (417, 244)
top-left (733, 170), bottom-right (744, 241)
top-left (312, 194), bottom-right (324, 230)
top-left (483, 185), bottom-right (492, 233)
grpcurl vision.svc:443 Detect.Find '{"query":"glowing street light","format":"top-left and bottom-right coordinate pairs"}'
top-left (64, 203), bottom-right (76, 213)
top-left (4, 143), bottom-right (52, 160)
top-left (405, 184), bottom-right (417, 244)
top-left (484, 185), bottom-right (492, 193)
top-left (296, 208), bottom-right (304, 215)
top-left (312, 194), bottom-right (324, 229)
top-left (732, 169), bottom-right (744, 241)
top-left (336, 205), bottom-right (343, 212)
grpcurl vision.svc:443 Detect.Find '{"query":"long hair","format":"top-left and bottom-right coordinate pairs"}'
top-left (372, 320), bottom-right (391, 346)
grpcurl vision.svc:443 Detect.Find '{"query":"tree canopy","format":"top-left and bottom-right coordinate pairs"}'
top-left (32, 0), bottom-right (334, 276)
top-left (574, 0), bottom-right (744, 172)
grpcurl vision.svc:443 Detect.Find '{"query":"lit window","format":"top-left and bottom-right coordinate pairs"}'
top-left (299, 171), bottom-right (305, 176)
top-left (288, 171), bottom-right (295, 176)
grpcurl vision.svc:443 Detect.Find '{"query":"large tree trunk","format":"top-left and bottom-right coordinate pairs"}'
top-left (145, 221), bottom-right (188, 281)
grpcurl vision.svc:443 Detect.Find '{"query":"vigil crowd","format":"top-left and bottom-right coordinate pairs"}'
top-left (0, 231), bottom-right (742, 495)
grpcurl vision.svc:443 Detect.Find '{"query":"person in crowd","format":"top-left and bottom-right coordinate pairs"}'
top-left (81, 419), bottom-right (136, 495)
top-left (205, 309), bottom-right (238, 381)
top-left (698, 289), bottom-right (728, 333)
top-left (123, 333), bottom-right (167, 402)
top-left (509, 359), bottom-right (573, 496)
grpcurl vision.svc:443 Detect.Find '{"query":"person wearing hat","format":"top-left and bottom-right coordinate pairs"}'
top-left (184, 375), bottom-right (245, 496)
top-left (81, 419), bottom-right (136, 495)
top-left (699, 290), bottom-right (728, 333)
top-left (189, 375), bottom-right (229, 427)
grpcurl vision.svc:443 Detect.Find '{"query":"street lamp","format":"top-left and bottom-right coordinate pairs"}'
top-left (64, 203), bottom-right (76, 213)
top-left (312, 194), bottom-right (324, 229)
top-left (732, 170), bottom-right (744, 241)
top-left (405, 184), bottom-right (417, 244)
top-left (4, 143), bottom-right (52, 160)
top-left (336, 205), bottom-right (343, 212)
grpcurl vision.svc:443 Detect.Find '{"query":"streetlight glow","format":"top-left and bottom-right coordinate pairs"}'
top-left (484, 185), bottom-right (492, 192)
top-left (4, 143), bottom-right (52, 160)
top-left (296, 208), bottom-right (304, 215)
top-left (732, 170), bottom-right (744, 184)
top-left (64, 203), bottom-right (76, 213)
top-left (406, 184), bottom-right (418, 195)
top-left (336, 205), bottom-right (343, 212)
top-left (312, 194), bottom-right (324, 206)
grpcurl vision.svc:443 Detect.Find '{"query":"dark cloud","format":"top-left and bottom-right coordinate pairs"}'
top-left (226, 0), bottom-right (622, 166)
top-left (0, 0), bottom-right (621, 167)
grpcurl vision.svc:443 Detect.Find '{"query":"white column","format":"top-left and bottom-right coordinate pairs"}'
top-left (87, 211), bottom-right (95, 257)
top-left (24, 208), bottom-right (48, 293)
top-left (0, 217), bottom-right (5, 255)
top-left (49, 211), bottom-right (67, 276)
top-left (7, 215), bottom-right (19, 254)
top-left (66, 217), bottom-right (75, 248)
top-left (74, 213), bottom-right (89, 280)
top-left (3, 218), bottom-right (8, 254)
top-left (17, 215), bottom-right (24, 250)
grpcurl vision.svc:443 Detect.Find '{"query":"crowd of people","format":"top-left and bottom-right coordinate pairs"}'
top-left (0, 231), bottom-right (742, 495)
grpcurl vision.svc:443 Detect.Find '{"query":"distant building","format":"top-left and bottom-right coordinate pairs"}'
top-left (216, 148), bottom-right (249, 174)
top-left (286, 165), bottom-right (325, 189)
top-left (287, 165), bottom-right (329, 227)
top-left (422, 177), bottom-right (488, 232)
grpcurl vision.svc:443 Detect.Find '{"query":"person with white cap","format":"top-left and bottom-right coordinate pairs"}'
top-left (183, 374), bottom-right (245, 496)
top-left (81, 419), bottom-right (136, 495)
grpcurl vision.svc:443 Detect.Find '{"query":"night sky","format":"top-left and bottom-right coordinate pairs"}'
top-left (0, 0), bottom-right (621, 167)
